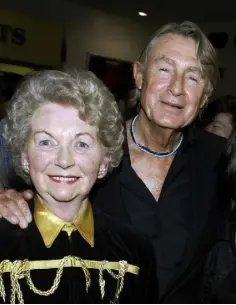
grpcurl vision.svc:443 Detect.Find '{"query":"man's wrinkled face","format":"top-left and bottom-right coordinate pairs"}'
top-left (134, 33), bottom-right (208, 129)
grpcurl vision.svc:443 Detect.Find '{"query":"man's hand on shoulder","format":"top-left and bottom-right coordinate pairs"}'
top-left (0, 189), bottom-right (33, 229)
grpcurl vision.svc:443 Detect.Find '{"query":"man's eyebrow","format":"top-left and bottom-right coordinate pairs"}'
top-left (187, 66), bottom-right (202, 73)
top-left (153, 55), bottom-right (203, 76)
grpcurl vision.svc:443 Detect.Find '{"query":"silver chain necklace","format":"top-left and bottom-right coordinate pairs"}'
top-left (130, 115), bottom-right (183, 158)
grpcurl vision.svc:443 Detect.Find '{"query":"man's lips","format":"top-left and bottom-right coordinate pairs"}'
top-left (49, 176), bottom-right (80, 184)
top-left (161, 101), bottom-right (184, 109)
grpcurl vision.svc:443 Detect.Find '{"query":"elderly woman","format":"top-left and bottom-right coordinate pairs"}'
top-left (0, 70), bottom-right (157, 304)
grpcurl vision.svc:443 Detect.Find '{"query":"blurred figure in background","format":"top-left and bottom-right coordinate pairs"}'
top-left (118, 88), bottom-right (140, 120)
top-left (198, 94), bottom-right (236, 138)
top-left (203, 129), bottom-right (236, 303)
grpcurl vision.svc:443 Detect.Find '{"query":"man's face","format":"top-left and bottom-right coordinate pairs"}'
top-left (134, 33), bottom-right (208, 129)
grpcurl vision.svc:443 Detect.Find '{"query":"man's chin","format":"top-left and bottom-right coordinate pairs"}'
top-left (157, 122), bottom-right (184, 130)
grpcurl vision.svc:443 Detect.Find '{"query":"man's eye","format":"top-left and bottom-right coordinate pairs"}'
top-left (188, 76), bottom-right (198, 83)
top-left (190, 76), bottom-right (197, 83)
top-left (159, 68), bottom-right (169, 72)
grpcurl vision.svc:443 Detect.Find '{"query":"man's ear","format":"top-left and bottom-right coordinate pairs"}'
top-left (133, 62), bottom-right (143, 90)
top-left (21, 152), bottom-right (30, 174)
top-left (200, 94), bottom-right (208, 109)
top-left (97, 158), bottom-right (109, 179)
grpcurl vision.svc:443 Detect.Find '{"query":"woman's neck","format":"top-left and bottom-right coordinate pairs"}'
top-left (38, 195), bottom-right (88, 222)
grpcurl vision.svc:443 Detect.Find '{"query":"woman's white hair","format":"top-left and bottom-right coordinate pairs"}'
top-left (4, 70), bottom-right (124, 184)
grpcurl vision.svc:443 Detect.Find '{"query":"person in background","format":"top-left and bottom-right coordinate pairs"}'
top-left (198, 94), bottom-right (236, 139)
top-left (0, 70), bottom-right (157, 303)
top-left (0, 119), bottom-right (10, 191)
top-left (0, 118), bottom-right (28, 192)
top-left (203, 129), bottom-right (236, 303)
top-left (118, 88), bottom-right (140, 120)
top-left (0, 21), bottom-right (229, 303)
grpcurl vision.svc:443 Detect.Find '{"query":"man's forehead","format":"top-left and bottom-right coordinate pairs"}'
top-left (149, 34), bottom-right (197, 57)
top-left (150, 54), bottom-right (201, 72)
top-left (148, 40), bottom-right (201, 70)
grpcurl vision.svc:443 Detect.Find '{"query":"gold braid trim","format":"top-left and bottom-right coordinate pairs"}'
top-left (107, 260), bottom-right (128, 300)
top-left (10, 260), bottom-right (27, 304)
top-left (0, 274), bottom-right (5, 302)
top-left (99, 260), bottom-right (108, 299)
top-left (0, 260), bottom-right (7, 302)
top-left (99, 260), bottom-right (128, 301)
top-left (0, 256), bottom-right (91, 303)
top-left (73, 257), bottom-right (91, 293)
top-left (0, 256), bottom-right (139, 303)
top-left (25, 256), bottom-right (68, 297)
top-left (0, 257), bottom-right (139, 275)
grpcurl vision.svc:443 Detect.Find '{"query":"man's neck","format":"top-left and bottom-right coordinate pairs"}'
top-left (134, 113), bottom-right (182, 153)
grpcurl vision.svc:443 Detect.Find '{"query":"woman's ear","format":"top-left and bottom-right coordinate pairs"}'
top-left (21, 152), bottom-right (30, 174)
top-left (97, 158), bottom-right (109, 179)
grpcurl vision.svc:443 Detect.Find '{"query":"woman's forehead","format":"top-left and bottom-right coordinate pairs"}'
top-left (31, 103), bottom-right (96, 135)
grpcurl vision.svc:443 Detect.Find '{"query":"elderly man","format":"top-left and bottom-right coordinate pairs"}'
top-left (0, 21), bottom-right (228, 303)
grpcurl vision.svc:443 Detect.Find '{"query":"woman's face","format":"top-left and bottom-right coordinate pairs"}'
top-left (206, 112), bottom-right (233, 139)
top-left (22, 103), bottom-right (108, 207)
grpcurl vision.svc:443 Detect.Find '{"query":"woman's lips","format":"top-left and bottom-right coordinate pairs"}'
top-left (49, 176), bottom-right (80, 184)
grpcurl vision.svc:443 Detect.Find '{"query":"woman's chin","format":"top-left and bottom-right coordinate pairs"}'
top-left (50, 192), bottom-right (77, 203)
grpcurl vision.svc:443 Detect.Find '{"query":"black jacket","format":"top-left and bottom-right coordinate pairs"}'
top-left (0, 204), bottom-right (158, 304)
top-left (202, 211), bottom-right (236, 304)
top-left (91, 127), bottom-right (229, 303)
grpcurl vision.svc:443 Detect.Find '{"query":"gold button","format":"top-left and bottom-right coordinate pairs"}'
top-left (62, 224), bottom-right (76, 237)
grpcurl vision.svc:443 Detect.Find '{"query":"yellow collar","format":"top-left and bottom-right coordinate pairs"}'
top-left (34, 196), bottom-right (94, 248)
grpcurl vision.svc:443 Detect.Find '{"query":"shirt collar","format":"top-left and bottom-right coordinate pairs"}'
top-left (34, 196), bottom-right (94, 248)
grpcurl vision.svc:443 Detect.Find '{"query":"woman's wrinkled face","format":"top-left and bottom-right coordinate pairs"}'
top-left (21, 103), bottom-right (108, 207)
top-left (206, 112), bottom-right (233, 138)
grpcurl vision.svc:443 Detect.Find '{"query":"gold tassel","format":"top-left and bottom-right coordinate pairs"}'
top-left (10, 260), bottom-right (25, 304)
top-left (0, 260), bottom-right (10, 302)
top-left (107, 260), bottom-right (128, 301)
top-left (0, 274), bottom-right (6, 302)
top-left (74, 257), bottom-right (91, 293)
top-left (99, 260), bottom-right (108, 299)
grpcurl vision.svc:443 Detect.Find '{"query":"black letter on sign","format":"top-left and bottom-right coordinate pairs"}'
top-left (0, 25), bottom-right (12, 42)
top-left (12, 28), bottom-right (25, 45)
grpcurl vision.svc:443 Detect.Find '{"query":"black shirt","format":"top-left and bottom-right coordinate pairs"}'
top-left (91, 127), bottom-right (228, 302)
top-left (203, 212), bottom-right (236, 304)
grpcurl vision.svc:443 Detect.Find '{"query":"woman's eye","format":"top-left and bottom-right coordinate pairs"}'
top-left (39, 140), bottom-right (51, 146)
top-left (76, 141), bottom-right (89, 149)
